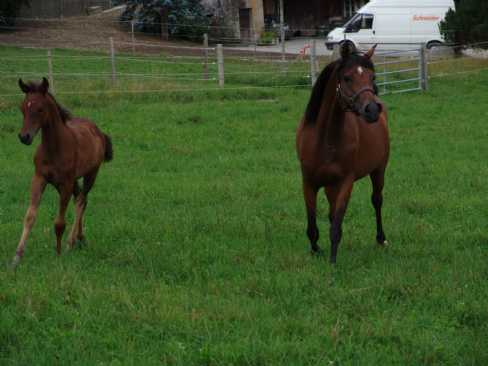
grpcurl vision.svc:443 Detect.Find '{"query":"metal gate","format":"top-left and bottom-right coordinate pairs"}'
top-left (373, 45), bottom-right (428, 95)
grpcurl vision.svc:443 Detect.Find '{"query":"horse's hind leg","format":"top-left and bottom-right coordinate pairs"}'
top-left (68, 181), bottom-right (82, 248)
top-left (303, 181), bottom-right (322, 255)
top-left (54, 183), bottom-right (74, 255)
top-left (75, 168), bottom-right (99, 245)
top-left (329, 179), bottom-right (354, 264)
top-left (370, 169), bottom-right (387, 245)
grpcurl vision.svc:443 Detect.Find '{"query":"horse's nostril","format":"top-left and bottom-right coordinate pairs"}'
top-left (365, 102), bottom-right (379, 115)
top-left (363, 102), bottom-right (381, 123)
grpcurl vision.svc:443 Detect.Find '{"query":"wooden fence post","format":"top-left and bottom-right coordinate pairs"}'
top-left (47, 50), bottom-right (55, 95)
top-left (131, 20), bottom-right (136, 55)
top-left (279, 0), bottom-right (285, 62)
top-left (203, 33), bottom-right (209, 80)
top-left (217, 44), bottom-right (224, 87)
top-left (309, 39), bottom-right (317, 86)
top-left (110, 37), bottom-right (117, 86)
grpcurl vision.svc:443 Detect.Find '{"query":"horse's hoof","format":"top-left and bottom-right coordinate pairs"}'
top-left (76, 238), bottom-right (87, 248)
top-left (10, 255), bottom-right (21, 271)
top-left (378, 240), bottom-right (389, 247)
top-left (311, 248), bottom-right (324, 257)
top-left (329, 256), bottom-right (337, 264)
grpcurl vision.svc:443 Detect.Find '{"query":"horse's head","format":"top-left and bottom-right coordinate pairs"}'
top-left (18, 77), bottom-right (51, 145)
top-left (336, 41), bottom-right (382, 123)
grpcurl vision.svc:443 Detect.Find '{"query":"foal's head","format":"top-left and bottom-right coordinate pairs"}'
top-left (18, 77), bottom-right (71, 146)
top-left (336, 41), bottom-right (382, 123)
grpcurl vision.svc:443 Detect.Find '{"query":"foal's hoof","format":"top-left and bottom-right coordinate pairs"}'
top-left (76, 237), bottom-right (87, 248)
top-left (311, 247), bottom-right (324, 257)
top-left (10, 255), bottom-right (21, 271)
top-left (377, 240), bottom-right (389, 247)
top-left (67, 238), bottom-right (87, 251)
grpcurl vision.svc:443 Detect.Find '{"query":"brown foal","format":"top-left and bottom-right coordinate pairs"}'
top-left (12, 78), bottom-right (113, 268)
top-left (296, 42), bottom-right (390, 264)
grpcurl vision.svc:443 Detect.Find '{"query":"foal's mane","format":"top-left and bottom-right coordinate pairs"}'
top-left (304, 52), bottom-right (375, 125)
top-left (25, 81), bottom-right (72, 123)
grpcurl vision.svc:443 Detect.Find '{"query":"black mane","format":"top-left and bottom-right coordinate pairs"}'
top-left (26, 81), bottom-right (72, 123)
top-left (304, 52), bottom-right (375, 125)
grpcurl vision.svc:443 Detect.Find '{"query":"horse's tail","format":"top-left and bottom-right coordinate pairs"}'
top-left (103, 133), bottom-right (113, 162)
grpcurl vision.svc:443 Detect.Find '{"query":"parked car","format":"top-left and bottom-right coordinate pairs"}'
top-left (325, 0), bottom-right (455, 51)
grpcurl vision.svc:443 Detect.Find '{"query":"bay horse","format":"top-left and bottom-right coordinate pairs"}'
top-left (12, 77), bottom-right (113, 268)
top-left (296, 41), bottom-right (389, 264)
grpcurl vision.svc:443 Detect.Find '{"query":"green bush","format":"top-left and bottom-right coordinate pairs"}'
top-left (258, 31), bottom-right (277, 45)
top-left (440, 0), bottom-right (488, 47)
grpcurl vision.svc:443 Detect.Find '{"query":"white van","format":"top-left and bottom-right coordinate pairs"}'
top-left (325, 0), bottom-right (455, 50)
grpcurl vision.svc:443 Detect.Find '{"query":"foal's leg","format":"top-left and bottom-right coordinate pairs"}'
top-left (303, 181), bottom-right (322, 255)
top-left (329, 178), bottom-right (354, 264)
top-left (68, 181), bottom-right (82, 248)
top-left (75, 168), bottom-right (99, 245)
top-left (370, 169), bottom-right (387, 245)
top-left (54, 183), bottom-right (74, 255)
top-left (12, 175), bottom-right (47, 268)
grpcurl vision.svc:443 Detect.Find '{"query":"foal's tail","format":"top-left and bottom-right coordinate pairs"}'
top-left (103, 133), bottom-right (113, 162)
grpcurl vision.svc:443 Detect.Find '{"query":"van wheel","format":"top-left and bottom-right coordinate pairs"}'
top-left (426, 41), bottom-right (442, 50)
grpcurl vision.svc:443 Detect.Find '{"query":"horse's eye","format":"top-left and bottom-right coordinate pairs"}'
top-left (344, 76), bottom-right (352, 83)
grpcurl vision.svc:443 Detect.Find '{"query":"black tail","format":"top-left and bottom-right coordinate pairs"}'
top-left (103, 133), bottom-right (113, 162)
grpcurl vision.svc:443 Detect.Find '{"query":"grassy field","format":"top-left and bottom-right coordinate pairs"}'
top-left (1, 45), bottom-right (488, 365)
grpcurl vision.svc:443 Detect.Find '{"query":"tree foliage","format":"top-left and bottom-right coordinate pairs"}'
top-left (0, 0), bottom-right (30, 26)
top-left (121, 0), bottom-right (210, 40)
top-left (440, 0), bottom-right (488, 46)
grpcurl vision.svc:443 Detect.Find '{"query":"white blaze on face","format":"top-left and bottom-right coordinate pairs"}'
top-left (357, 66), bottom-right (364, 75)
top-left (27, 102), bottom-right (32, 108)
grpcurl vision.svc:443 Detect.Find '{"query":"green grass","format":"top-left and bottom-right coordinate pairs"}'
top-left (1, 45), bottom-right (488, 365)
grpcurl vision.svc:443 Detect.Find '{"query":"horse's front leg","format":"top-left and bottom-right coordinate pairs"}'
top-left (303, 179), bottom-right (322, 255)
top-left (370, 169), bottom-right (387, 246)
top-left (329, 178), bottom-right (354, 264)
top-left (12, 174), bottom-right (47, 268)
top-left (54, 182), bottom-right (74, 255)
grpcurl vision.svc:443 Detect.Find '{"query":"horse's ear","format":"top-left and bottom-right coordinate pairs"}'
top-left (18, 79), bottom-right (30, 94)
top-left (40, 77), bottom-right (49, 94)
top-left (365, 44), bottom-right (378, 59)
top-left (340, 40), bottom-right (357, 59)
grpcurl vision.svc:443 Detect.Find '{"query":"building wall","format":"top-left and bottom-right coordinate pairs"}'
top-left (239, 0), bottom-right (265, 38)
top-left (204, 0), bottom-right (369, 41)
top-left (284, 0), bottom-right (343, 32)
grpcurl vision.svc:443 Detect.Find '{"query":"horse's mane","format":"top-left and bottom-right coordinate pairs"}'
top-left (25, 81), bottom-right (72, 123)
top-left (304, 53), bottom-right (375, 125)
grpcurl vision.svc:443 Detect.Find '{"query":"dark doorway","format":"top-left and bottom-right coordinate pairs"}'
top-left (239, 8), bottom-right (252, 41)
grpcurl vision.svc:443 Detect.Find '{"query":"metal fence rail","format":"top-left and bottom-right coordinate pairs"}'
top-left (1, 37), bottom-right (487, 99)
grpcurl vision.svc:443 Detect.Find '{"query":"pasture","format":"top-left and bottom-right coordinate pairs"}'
top-left (1, 45), bottom-right (488, 365)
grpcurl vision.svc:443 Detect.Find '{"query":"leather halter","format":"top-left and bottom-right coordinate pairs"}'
top-left (336, 84), bottom-right (376, 114)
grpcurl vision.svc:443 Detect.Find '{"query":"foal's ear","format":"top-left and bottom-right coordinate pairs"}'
top-left (18, 79), bottom-right (30, 94)
top-left (365, 44), bottom-right (378, 59)
top-left (39, 77), bottom-right (49, 94)
top-left (340, 40), bottom-right (357, 59)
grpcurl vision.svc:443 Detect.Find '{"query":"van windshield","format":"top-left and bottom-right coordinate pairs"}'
top-left (344, 13), bottom-right (374, 32)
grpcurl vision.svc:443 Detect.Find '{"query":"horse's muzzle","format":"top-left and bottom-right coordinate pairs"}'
top-left (362, 102), bottom-right (382, 123)
top-left (18, 133), bottom-right (33, 145)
